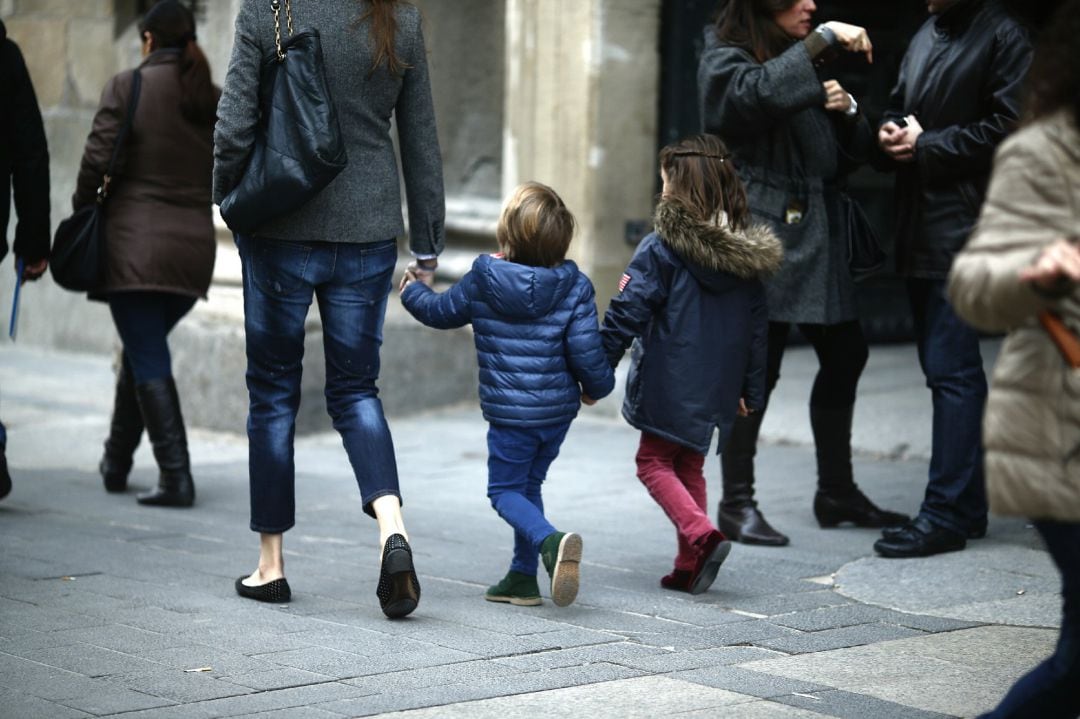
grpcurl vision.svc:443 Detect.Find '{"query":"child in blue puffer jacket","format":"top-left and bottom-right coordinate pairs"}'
top-left (400, 182), bottom-right (615, 608)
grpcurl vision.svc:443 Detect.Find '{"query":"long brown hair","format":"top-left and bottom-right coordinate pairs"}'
top-left (713, 0), bottom-right (800, 63)
top-left (358, 0), bottom-right (412, 75)
top-left (496, 182), bottom-right (575, 268)
top-left (659, 135), bottom-right (749, 230)
top-left (139, 0), bottom-right (215, 126)
top-left (1024, 0), bottom-right (1080, 126)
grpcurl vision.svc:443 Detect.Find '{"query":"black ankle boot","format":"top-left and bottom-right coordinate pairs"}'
top-left (719, 411), bottom-right (789, 546)
top-left (134, 378), bottom-right (194, 508)
top-left (810, 406), bottom-right (907, 528)
top-left (100, 361), bottom-right (143, 493)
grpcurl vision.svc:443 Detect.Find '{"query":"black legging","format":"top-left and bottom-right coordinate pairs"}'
top-left (765, 320), bottom-right (868, 410)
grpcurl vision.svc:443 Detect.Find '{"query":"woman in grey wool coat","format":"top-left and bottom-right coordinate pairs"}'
top-left (214, 0), bottom-right (445, 618)
top-left (698, 0), bottom-right (906, 546)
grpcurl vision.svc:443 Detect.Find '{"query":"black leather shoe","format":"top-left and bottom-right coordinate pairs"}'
top-left (873, 516), bottom-right (966, 558)
top-left (814, 490), bottom-right (909, 529)
top-left (377, 534), bottom-right (420, 618)
top-left (235, 576), bottom-right (291, 603)
top-left (718, 504), bottom-right (789, 546)
top-left (882, 517), bottom-right (987, 541)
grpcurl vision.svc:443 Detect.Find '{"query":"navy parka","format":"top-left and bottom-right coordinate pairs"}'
top-left (402, 254), bottom-right (615, 427)
top-left (601, 201), bottom-right (783, 454)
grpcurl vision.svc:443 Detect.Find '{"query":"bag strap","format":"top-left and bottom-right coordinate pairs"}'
top-left (1039, 310), bottom-right (1080, 369)
top-left (271, 0), bottom-right (294, 62)
top-left (99, 69), bottom-right (143, 202)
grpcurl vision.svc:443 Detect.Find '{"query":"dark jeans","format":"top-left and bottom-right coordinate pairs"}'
top-left (237, 235), bottom-right (400, 533)
top-left (766, 320), bottom-right (869, 409)
top-left (108, 291), bottom-right (197, 383)
top-left (981, 520), bottom-right (1080, 719)
top-left (907, 278), bottom-right (988, 535)
top-left (487, 422), bottom-right (570, 576)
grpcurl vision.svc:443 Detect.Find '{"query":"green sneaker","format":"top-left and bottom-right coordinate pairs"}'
top-left (540, 531), bottom-right (582, 607)
top-left (484, 571), bottom-right (542, 606)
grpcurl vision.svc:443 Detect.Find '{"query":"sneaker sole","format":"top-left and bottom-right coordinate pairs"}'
top-left (550, 532), bottom-right (582, 607)
top-left (484, 594), bottom-right (543, 607)
top-left (689, 540), bottom-right (732, 595)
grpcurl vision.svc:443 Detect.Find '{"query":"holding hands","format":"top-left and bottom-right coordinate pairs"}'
top-left (878, 115), bottom-right (923, 164)
top-left (398, 260), bottom-right (436, 292)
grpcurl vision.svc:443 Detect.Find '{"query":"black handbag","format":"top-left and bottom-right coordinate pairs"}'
top-left (838, 191), bottom-right (887, 282)
top-left (218, 0), bottom-right (347, 234)
top-left (51, 70), bottom-right (142, 292)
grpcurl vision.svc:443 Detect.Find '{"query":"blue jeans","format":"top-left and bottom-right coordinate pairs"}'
top-left (237, 235), bottom-right (400, 533)
top-left (487, 422), bottom-right (571, 576)
top-left (108, 291), bottom-right (197, 383)
top-left (907, 278), bottom-right (988, 535)
top-left (981, 521), bottom-right (1080, 719)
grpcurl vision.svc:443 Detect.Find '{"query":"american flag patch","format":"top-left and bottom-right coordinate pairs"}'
top-left (618, 273), bottom-right (631, 292)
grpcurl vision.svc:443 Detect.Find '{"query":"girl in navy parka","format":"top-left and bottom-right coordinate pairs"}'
top-left (601, 135), bottom-right (783, 595)
top-left (401, 182), bottom-right (614, 608)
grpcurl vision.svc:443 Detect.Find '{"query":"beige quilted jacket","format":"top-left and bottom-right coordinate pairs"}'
top-left (948, 110), bottom-right (1080, 521)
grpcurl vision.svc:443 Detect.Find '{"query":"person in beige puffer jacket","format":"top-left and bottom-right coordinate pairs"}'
top-left (947, 1), bottom-right (1080, 715)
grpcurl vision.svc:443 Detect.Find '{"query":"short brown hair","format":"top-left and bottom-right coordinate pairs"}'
top-left (496, 182), bottom-right (575, 268)
top-left (659, 134), bottom-right (750, 230)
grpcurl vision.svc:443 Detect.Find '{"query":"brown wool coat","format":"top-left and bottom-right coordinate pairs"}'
top-left (947, 110), bottom-right (1080, 521)
top-left (74, 50), bottom-right (217, 299)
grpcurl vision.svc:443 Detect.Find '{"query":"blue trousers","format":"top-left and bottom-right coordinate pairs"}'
top-left (487, 422), bottom-right (570, 576)
top-left (237, 235), bottom-right (401, 533)
top-left (907, 278), bottom-right (988, 535)
top-left (981, 521), bottom-right (1080, 718)
top-left (108, 291), bottom-right (196, 383)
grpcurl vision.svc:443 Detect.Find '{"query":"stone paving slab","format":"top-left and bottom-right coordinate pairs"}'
top-left (0, 344), bottom-right (1058, 717)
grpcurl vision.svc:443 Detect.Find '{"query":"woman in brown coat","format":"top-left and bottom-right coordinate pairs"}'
top-left (948, 1), bottom-right (1080, 714)
top-left (74, 1), bottom-right (217, 508)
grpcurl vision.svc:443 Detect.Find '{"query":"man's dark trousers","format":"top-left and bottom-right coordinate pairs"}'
top-left (907, 277), bottom-right (988, 535)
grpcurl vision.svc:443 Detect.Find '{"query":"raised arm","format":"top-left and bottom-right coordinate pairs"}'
top-left (400, 272), bottom-right (473, 330)
top-left (698, 40), bottom-right (825, 139)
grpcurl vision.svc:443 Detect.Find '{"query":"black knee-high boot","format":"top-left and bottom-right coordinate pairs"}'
top-left (100, 361), bottom-right (144, 493)
top-left (719, 410), bottom-right (789, 546)
top-left (811, 405), bottom-right (907, 528)
top-left (135, 378), bottom-right (194, 507)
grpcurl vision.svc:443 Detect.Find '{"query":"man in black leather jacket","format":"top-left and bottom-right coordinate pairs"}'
top-left (873, 0), bottom-right (1032, 558)
top-left (0, 18), bottom-right (51, 501)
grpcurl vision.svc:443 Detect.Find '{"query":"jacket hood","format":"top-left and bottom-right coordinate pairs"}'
top-left (654, 200), bottom-right (783, 289)
top-left (473, 253), bottom-right (578, 320)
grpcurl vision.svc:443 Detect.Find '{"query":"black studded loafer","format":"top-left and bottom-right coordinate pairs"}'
top-left (377, 534), bottom-right (420, 619)
top-left (234, 576), bottom-right (291, 603)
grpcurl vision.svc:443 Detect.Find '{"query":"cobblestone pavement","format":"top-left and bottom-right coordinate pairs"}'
top-left (0, 343), bottom-right (1057, 718)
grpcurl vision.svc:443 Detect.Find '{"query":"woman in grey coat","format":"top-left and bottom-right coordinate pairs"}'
top-left (698, 0), bottom-right (905, 545)
top-left (214, 0), bottom-right (444, 618)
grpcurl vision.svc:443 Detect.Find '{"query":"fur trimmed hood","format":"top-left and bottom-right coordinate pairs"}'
top-left (654, 200), bottom-right (783, 283)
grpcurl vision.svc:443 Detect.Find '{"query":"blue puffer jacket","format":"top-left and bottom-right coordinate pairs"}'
top-left (402, 254), bottom-right (615, 427)
top-left (602, 201), bottom-right (783, 454)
